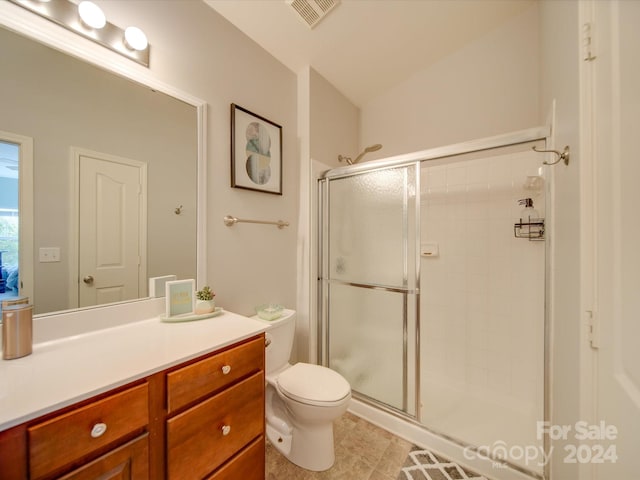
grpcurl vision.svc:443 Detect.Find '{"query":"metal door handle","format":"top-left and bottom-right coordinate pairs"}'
top-left (83, 275), bottom-right (94, 285)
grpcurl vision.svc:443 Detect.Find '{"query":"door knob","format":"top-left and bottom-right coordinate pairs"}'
top-left (83, 275), bottom-right (94, 285)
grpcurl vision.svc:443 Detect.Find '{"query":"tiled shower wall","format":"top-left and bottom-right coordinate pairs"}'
top-left (419, 149), bottom-right (545, 449)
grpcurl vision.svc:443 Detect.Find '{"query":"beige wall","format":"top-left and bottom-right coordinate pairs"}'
top-left (310, 69), bottom-right (360, 169)
top-left (99, 1), bottom-right (300, 317)
top-left (359, 4), bottom-right (540, 159)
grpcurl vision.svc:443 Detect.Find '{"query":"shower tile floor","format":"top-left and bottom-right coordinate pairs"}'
top-left (265, 412), bottom-right (489, 480)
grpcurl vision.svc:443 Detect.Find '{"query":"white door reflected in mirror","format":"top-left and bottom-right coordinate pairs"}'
top-left (77, 150), bottom-right (147, 308)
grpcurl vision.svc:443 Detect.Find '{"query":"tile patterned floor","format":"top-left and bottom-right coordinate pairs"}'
top-left (265, 412), bottom-right (488, 480)
top-left (266, 411), bottom-right (413, 480)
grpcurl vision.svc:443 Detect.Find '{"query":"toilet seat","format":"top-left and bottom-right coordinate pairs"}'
top-left (276, 363), bottom-right (351, 407)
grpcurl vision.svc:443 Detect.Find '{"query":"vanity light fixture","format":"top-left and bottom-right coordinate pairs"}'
top-left (7, 0), bottom-right (150, 67)
top-left (124, 26), bottom-right (148, 51)
top-left (77, 1), bottom-right (106, 30)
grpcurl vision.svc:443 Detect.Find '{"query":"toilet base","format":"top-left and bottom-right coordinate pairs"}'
top-left (264, 363), bottom-right (351, 472)
top-left (266, 423), bottom-right (292, 458)
top-left (267, 419), bottom-right (336, 471)
top-left (290, 420), bottom-right (336, 471)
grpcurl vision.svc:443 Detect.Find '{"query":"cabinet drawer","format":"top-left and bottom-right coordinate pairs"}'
top-left (167, 372), bottom-right (264, 480)
top-left (167, 335), bottom-right (264, 413)
top-left (57, 434), bottom-right (149, 480)
top-left (29, 383), bottom-right (148, 479)
top-left (205, 436), bottom-right (265, 480)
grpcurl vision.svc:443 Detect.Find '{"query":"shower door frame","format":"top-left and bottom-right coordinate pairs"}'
top-left (317, 126), bottom-right (552, 480)
top-left (318, 162), bottom-right (421, 417)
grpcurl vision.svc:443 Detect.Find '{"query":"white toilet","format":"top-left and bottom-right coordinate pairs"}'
top-left (253, 309), bottom-right (351, 471)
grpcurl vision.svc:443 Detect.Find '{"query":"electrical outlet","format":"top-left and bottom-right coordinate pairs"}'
top-left (39, 247), bottom-right (61, 262)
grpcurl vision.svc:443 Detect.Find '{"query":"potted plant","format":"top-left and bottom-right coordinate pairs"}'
top-left (195, 285), bottom-right (216, 314)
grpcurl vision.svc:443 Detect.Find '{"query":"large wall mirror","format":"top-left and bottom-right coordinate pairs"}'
top-left (0, 6), bottom-right (206, 316)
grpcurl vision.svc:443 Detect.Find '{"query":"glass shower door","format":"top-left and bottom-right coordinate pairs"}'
top-left (321, 165), bottom-right (418, 415)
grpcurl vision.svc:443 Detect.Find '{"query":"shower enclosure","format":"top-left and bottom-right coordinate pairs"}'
top-left (318, 129), bottom-right (548, 479)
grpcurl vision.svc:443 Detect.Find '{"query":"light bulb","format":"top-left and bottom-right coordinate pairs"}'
top-left (78, 1), bottom-right (106, 29)
top-left (124, 26), bottom-right (148, 51)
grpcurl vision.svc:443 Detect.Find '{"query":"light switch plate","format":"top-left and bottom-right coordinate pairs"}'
top-left (39, 247), bottom-right (61, 262)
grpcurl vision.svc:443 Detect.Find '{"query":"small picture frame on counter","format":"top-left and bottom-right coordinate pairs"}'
top-left (165, 279), bottom-right (195, 318)
top-left (149, 275), bottom-right (177, 298)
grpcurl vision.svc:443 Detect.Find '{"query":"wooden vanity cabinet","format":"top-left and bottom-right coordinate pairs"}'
top-left (56, 434), bottom-right (149, 480)
top-left (0, 334), bottom-right (266, 480)
top-left (205, 436), bottom-right (265, 480)
top-left (165, 335), bottom-right (265, 480)
top-left (28, 383), bottom-right (149, 479)
top-left (0, 382), bottom-right (150, 480)
top-left (166, 335), bottom-right (264, 414)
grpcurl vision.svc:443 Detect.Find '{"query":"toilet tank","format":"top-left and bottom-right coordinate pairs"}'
top-left (253, 309), bottom-right (296, 374)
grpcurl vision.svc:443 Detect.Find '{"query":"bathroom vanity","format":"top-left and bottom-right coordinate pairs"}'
top-left (0, 302), bottom-right (267, 479)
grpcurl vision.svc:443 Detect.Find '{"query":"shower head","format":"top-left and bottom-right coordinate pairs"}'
top-left (337, 154), bottom-right (352, 165)
top-left (337, 144), bottom-right (383, 165)
top-left (352, 144), bottom-right (383, 164)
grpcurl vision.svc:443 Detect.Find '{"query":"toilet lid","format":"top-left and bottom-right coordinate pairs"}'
top-left (276, 363), bottom-right (351, 405)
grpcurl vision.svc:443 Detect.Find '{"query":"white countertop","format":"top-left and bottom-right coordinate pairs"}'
top-left (0, 306), bottom-right (267, 432)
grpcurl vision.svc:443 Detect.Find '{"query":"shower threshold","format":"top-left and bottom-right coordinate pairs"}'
top-left (348, 397), bottom-right (545, 480)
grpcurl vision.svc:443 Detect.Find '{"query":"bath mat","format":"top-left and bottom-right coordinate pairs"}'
top-left (397, 448), bottom-right (489, 480)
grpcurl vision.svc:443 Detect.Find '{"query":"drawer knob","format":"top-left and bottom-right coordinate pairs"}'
top-left (90, 422), bottom-right (107, 438)
top-left (221, 425), bottom-right (231, 436)
top-left (221, 365), bottom-right (231, 375)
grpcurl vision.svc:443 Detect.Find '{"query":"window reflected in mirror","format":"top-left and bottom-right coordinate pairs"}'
top-left (0, 140), bottom-right (20, 310)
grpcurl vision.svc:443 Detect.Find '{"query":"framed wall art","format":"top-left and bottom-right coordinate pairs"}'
top-left (231, 103), bottom-right (283, 195)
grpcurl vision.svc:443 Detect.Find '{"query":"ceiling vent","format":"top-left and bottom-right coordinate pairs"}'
top-left (287, 0), bottom-right (340, 29)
